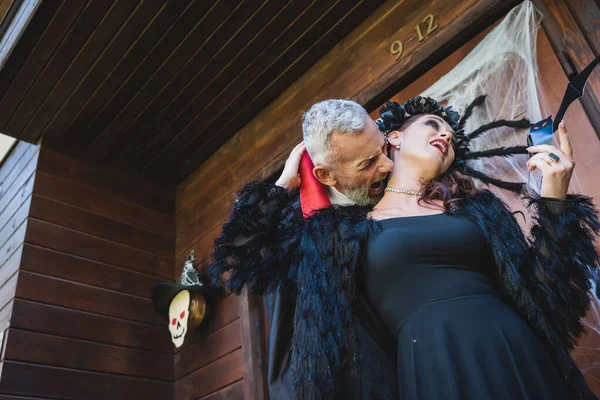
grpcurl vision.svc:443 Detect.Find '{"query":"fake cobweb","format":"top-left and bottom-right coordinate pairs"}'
top-left (422, 0), bottom-right (542, 193)
top-left (420, 0), bottom-right (600, 383)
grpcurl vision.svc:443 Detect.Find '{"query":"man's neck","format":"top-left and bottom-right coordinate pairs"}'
top-left (328, 186), bottom-right (355, 206)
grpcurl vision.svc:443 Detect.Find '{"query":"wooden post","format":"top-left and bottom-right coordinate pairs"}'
top-left (240, 293), bottom-right (268, 400)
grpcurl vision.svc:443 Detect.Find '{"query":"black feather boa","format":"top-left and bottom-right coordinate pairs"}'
top-left (209, 182), bottom-right (600, 400)
top-left (526, 195), bottom-right (600, 350)
top-left (209, 182), bottom-right (302, 295)
top-left (291, 205), bottom-right (380, 399)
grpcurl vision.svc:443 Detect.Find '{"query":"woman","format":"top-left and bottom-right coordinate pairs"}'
top-left (210, 96), bottom-right (600, 399)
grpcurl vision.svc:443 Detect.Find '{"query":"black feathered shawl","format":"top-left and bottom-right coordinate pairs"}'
top-left (210, 182), bottom-right (600, 400)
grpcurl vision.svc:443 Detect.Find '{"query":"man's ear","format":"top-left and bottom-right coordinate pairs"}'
top-left (313, 165), bottom-right (337, 187)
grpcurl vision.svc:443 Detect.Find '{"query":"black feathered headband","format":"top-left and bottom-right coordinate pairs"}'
top-left (376, 95), bottom-right (531, 192)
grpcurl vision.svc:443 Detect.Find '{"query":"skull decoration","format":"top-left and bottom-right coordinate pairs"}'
top-left (152, 250), bottom-right (222, 348)
top-left (168, 290), bottom-right (190, 348)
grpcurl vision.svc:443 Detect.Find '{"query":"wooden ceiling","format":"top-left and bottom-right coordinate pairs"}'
top-left (0, 0), bottom-right (384, 182)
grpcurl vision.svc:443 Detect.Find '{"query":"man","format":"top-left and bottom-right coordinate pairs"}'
top-left (277, 99), bottom-right (392, 204)
top-left (265, 99), bottom-right (395, 399)
top-left (212, 99), bottom-right (397, 399)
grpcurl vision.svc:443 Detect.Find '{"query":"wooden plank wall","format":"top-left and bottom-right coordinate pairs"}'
top-left (0, 141), bottom-right (37, 373)
top-left (0, 145), bottom-right (177, 399)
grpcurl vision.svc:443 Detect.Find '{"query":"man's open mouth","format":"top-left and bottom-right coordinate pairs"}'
top-left (369, 176), bottom-right (387, 195)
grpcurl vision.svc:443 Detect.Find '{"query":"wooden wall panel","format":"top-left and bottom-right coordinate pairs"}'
top-left (174, 319), bottom-right (241, 380)
top-left (0, 274), bottom-right (17, 330)
top-left (174, 349), bottom-right (244, 400)
top-left (0, 175), bottom-right (33, 236)
top-left (177, 294), bottom-right (240, 352)
top-left (0, 144), bottom-right (37, 216)
top-left (20, 244), bottom-right (162, 299)
top-left (200, 381), bottom-right (244, 400)
top-left (0, 141), bottom-right (37, 364)
top-left (0, 361), bottom-right (172, 400)
top-left (15, 271), bottom-right (163, 326)
top-left (0, 145), bottom-right (177, 399)
top-left (33, 172), bottom-right (174, 237)
top-left (35, 147), bottom-right (174, 215)
top-left (29, 194), bottom-right (173, 256)
top-left (11, 299), bottom-right (171, 353)
top-left (0, 142), bottom-right (36, 190)
top-left (4, 329), bottom-right (172, 380)
top-left (24, 218), bottom-right (171, 279)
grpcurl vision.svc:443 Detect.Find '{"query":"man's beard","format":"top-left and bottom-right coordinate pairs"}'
top-left (344, 185), bottom-right (382, 207)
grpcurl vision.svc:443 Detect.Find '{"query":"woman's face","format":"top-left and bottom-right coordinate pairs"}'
top-left (388, 114), bottom-right (456, 176)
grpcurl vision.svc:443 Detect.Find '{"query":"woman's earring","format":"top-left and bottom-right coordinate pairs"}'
top-left (395, 145), bottom-right (401, 150)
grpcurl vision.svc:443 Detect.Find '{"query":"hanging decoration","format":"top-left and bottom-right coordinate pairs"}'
top-left (152, 250), bottom-right (222, 348)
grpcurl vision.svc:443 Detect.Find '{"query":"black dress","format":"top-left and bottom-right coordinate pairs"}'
top-left (365, 213), bottom-right (568, 399)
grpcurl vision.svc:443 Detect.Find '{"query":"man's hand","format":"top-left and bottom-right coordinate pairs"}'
top-left (526, 120), bottom-right (575, 200)
top-left (275, 142), bottom-right (305, 190)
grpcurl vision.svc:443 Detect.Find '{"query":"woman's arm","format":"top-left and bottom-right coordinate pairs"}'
top-left (524, 121), bottom-right (600, 349)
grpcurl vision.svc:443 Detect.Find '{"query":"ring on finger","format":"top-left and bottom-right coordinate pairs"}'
top-left (545, 152), bottom-right (560, 166)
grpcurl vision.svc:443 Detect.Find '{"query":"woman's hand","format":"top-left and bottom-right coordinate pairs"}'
top-left (526, 120), bottom-right (574, 200)
top-left (275, 142), bottom-right (305, 190)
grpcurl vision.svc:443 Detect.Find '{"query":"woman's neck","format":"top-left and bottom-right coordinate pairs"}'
top-left (386, 162), bottom-right (433, 193)
top-left (374, 165), bottom-right (437, 212)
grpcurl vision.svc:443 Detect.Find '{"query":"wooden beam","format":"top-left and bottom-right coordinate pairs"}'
top-left (0, 0), bottom-right (42, 73)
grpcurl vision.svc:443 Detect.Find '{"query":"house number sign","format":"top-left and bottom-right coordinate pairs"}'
top-left (390, 14), bottom-right (439, 61)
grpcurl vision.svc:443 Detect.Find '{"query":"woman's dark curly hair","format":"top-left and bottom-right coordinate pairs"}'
top-left (420, 169), bottom-right (478, 212)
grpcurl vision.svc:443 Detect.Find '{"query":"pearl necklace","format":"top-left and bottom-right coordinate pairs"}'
top-left (384, 187), bottom-right (422, 196)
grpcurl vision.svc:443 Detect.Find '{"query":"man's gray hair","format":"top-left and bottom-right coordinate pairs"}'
top-left (302, 99), bottom-right (368, 166)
